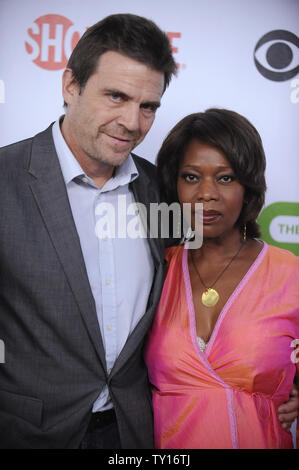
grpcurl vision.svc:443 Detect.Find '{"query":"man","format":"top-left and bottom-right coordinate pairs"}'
top-left (0, 14), bottom-right (297, 449)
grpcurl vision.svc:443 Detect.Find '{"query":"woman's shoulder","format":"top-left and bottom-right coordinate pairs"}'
top-left (265, 242), bottom-right (299, 272)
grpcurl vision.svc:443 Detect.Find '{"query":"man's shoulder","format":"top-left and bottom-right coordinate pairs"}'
top-left (0, 136), bottom-right (33, 164)
top-left (0, 124), bottom-right (54, 169)
top-left (0, 137), bottom-right (37, 179)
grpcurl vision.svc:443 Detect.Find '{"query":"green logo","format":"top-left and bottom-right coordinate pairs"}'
top-left (258, 202), bottom-right (299, 255)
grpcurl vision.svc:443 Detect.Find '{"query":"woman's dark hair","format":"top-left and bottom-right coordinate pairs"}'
top-left (156, 108), bottom-right (267, 239)
top-left (66, 13), bottom-right (177, 93)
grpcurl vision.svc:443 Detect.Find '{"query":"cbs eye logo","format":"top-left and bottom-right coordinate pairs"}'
top-left (254, 30), bottom-right (299, 81)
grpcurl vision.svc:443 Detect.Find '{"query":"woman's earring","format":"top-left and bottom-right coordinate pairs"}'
top-left (243, 223), bottom-right (247, 242)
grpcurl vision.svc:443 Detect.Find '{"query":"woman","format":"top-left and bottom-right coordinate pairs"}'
top-left (144, 109), bottom-right (299, 449)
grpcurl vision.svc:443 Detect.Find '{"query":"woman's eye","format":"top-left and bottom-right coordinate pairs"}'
top-left (181, 173), bottom-right (198, 183)
top-left (219, 175), bottom-right (235, 183)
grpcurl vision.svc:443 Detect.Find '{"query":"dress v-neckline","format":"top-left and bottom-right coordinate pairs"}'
top-left (182, 241), bottom-right (268, 363)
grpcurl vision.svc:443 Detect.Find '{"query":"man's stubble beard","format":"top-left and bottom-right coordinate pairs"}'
top-left (88, 125), bottom-right (141, 168)
top-left (86, 148), bottom-right (127, 169)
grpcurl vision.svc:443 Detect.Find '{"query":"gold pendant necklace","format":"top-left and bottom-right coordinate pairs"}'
top-left (190, 242), bottom-right (244, 307)
top-left (201, 288), bottom-right (219, 307)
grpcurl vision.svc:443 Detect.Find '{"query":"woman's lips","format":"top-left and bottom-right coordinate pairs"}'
top-left (202, 210), bottom-right (221, 223)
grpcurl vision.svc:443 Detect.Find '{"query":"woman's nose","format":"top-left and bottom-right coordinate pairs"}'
top-left (196, 178), bottom-right (219, 201)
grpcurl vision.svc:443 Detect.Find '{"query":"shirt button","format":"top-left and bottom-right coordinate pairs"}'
top-left (105, 279), bottom-right (111, 285)
top-left (82, 177), bottom-right (89, 184)
top-left (102, 235), bottom-right (108, 241)
top-left (107, 325), bottom-right (113, 331)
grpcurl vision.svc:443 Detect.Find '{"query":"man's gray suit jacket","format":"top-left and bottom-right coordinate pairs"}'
top-left (0, 124), bottom-right (166, 449)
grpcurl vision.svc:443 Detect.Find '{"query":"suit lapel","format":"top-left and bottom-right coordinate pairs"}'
top-left (27, 125), bottom-right (106, 370)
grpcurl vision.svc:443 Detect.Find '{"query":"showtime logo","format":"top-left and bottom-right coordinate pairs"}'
top-left (25, 14), bottom-right (83, 70)
top-left (25, 14), bottom-right (183, 71)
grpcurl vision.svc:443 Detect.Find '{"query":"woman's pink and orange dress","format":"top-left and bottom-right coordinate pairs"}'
top-left (145, 242), bottom-right (299, 448)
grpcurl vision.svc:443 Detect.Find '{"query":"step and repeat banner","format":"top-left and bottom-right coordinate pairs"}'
top-left (0, 0), bottom-right (298, 255)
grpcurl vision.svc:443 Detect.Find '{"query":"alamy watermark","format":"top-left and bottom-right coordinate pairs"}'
top-left (94, 196), bottom-right (203, 249)
top-left (0, 340), bottom-right (4, 363)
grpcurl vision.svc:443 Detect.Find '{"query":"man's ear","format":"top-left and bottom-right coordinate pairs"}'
top-left (62, 68), bottom-right (80, 106)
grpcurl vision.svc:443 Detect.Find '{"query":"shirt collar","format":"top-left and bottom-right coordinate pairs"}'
top-left (52, 117), bottom-right (139, 189)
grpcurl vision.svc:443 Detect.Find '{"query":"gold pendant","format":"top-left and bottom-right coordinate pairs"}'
top-left (202, 288), bottom-right (219, 307)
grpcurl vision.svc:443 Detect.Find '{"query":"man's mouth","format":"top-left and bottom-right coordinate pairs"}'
top-left (102, 134), bottom-right (136, 152)
top-left (107, 134), bottom-right (131, 143)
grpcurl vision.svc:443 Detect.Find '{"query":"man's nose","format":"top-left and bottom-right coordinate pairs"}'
top-left (117, 103), bottom-right (140, 133)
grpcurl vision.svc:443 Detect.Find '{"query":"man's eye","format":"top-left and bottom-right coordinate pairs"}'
top-left (108, 91), bottom-right (127, 103)
top-left (141, 104), bottom-right (159, 114)
top-left (110, 93), bottom-right (122, 101)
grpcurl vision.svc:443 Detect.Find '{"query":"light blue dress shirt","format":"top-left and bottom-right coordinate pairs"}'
top-left (52, 119), bottom-right (155, 411)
